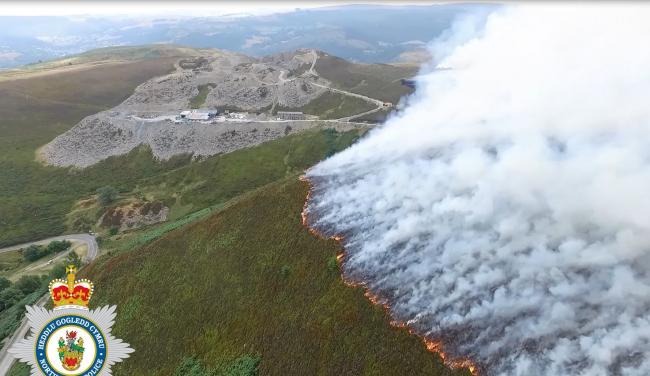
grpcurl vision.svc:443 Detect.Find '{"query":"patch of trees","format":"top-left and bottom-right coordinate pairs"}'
top-left (97, 185), bottom-right (119, 206)
top-left (23, 240), bottom-right (71, 262)
top-left (0, 275), bottom-right (43, 312)
top-left (0, 251), bottom-right (81, 314)
top-left (0, 252), bottom-right (82, 344)
top-left (174, 355), bottom-right (260, 376)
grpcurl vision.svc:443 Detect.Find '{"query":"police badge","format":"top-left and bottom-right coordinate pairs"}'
top-left (8, 265), bottom-right (133, 375)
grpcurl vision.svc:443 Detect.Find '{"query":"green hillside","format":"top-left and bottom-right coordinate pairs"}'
top-left (314, 52), bottom-right (418, 104)
top-left (83, 177), bottom-right (470, 376)
top-left (275, 91), bottom-right (376, 120)
top-left (0, 47), bottom-right (409, 247)
top-left (0, 58), bottom-right (177, 246)
top-left (0, 47), bottom-right (456, 376)
top-left (20, 45), bottom-right (200, 71)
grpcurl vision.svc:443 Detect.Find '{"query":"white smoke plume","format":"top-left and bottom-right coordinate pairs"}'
top-left (306, 4), bottom-right (650, 376)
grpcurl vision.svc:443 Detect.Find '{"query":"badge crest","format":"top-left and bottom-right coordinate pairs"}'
top-left (9, 265), bottom-right (133, 375)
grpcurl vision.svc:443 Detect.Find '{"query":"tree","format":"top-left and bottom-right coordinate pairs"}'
top-left (0, 277), bottom-right (10, 292)
top-left (23, 245), bottom-right (42, 262)
top-left (46, 240), bottom-right (71, 254)
top-left (0, 287), bottom-right (23, 311)
top-left (66, 251), bottom-right (82, 268)
top-left (97, 186), bottom-right (118, 206)
top-left (48, 263), bottom-right (67, 279)
top-left (15, 275), bottom-right (42, 295)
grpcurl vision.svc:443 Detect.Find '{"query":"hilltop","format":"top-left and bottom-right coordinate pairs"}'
top-left (0, 43), bottom-right (414, 247)
top-left (37, 46), bottom-right (416, 168)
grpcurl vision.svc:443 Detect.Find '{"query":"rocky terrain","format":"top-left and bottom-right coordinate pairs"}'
top-left (99, 200), bottom-right (169, 232)
top-left (119, 49), bottom-right (324, 112)
top-left (39, 48), bottom-right (382, 168)
top-left (42, 112), bottom-right (365, 167)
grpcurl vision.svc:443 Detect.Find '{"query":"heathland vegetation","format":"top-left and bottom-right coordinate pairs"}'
top-left (275, 91), bottom-right (375, 120)
top-left (0, 47), bottom-right (412, 247)
top-left (0, 57), bottom-right (177, 246)
top-left (1, 47), bottom-right (464, 376)
top-left (314, 52), bottom-right (417, 104)
top-left (84, 177), bottom-right (469, 376)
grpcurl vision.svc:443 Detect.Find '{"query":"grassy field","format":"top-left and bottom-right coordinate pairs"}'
top-left (315, 53), bottom-right (418, 104)
top-left (0, 58), bottom-right (178, 246)
top-left (12, 45), bottom-right (199, 74)
top-left (80, 177), bottom-right (470, 376)
top-left (276, 91), bottom-right (375, 120)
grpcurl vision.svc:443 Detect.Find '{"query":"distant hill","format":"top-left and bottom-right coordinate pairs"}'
top-left (0, 4), bottom-right (497, 69)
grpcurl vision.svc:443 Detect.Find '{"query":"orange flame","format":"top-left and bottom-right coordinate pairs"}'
top-left (300, 175), bottom-right (479, 376)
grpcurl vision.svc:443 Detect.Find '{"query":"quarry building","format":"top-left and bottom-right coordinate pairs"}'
top-left (277, 111), bottom-right (305, 120)
top-left (180, 109), bottom-right (218, 121)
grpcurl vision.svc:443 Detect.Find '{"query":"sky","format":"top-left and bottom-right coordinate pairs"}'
top-left (0, 1), bottom-right (436, 17)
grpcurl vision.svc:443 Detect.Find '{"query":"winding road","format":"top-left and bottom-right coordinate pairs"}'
top-left (276, 49), bottom-right (388, 123)
top-left (0, 233), bottom-right (99, 375)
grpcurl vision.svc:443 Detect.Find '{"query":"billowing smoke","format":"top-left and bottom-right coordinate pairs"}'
top-left (306, 4), bottom-right (650, 375)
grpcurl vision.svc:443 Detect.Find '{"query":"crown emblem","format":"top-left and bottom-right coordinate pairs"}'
top-left (49, 265), bottom-right (94, 309)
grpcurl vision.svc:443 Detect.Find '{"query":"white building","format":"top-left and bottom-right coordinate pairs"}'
top-left (180, 109), bottom-right (218, 121)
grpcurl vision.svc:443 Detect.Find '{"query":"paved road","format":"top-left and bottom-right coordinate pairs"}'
top-left (0, 234), bottom-right (98, 260)
top-left (312, 82), bottom-right (385, 107)
top-left (0, 234), bottom-right (98, 375)
top-left (339, 106), bottom-right (386, 122)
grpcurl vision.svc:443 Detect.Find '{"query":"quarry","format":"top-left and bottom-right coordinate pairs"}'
top-left (39, 49), bottom-right (385, 168)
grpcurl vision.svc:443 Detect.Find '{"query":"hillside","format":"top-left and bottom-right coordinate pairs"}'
top-left (38, 47), bottom-right (415, 169)
top-left (314, 52), bottom-right (418, 104)
top-left (0, 45), bottom-right (409, 247)
top-left (0, 44), bottom-right (465, 376)
top-left (0, 45), bottom-right (193, 82)
top-left (79, 177), bottom-right (470, 376)
top-left (0, 56), bottom-right (177, 246)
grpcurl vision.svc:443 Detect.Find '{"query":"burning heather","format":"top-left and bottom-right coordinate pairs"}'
top-left (305, 4), bottom-right (650, 376)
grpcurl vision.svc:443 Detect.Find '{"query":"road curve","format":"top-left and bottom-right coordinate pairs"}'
top-left (0, 233), bottom-right (99, 375)
top-left (0, 234), bottom-right (98, 260)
